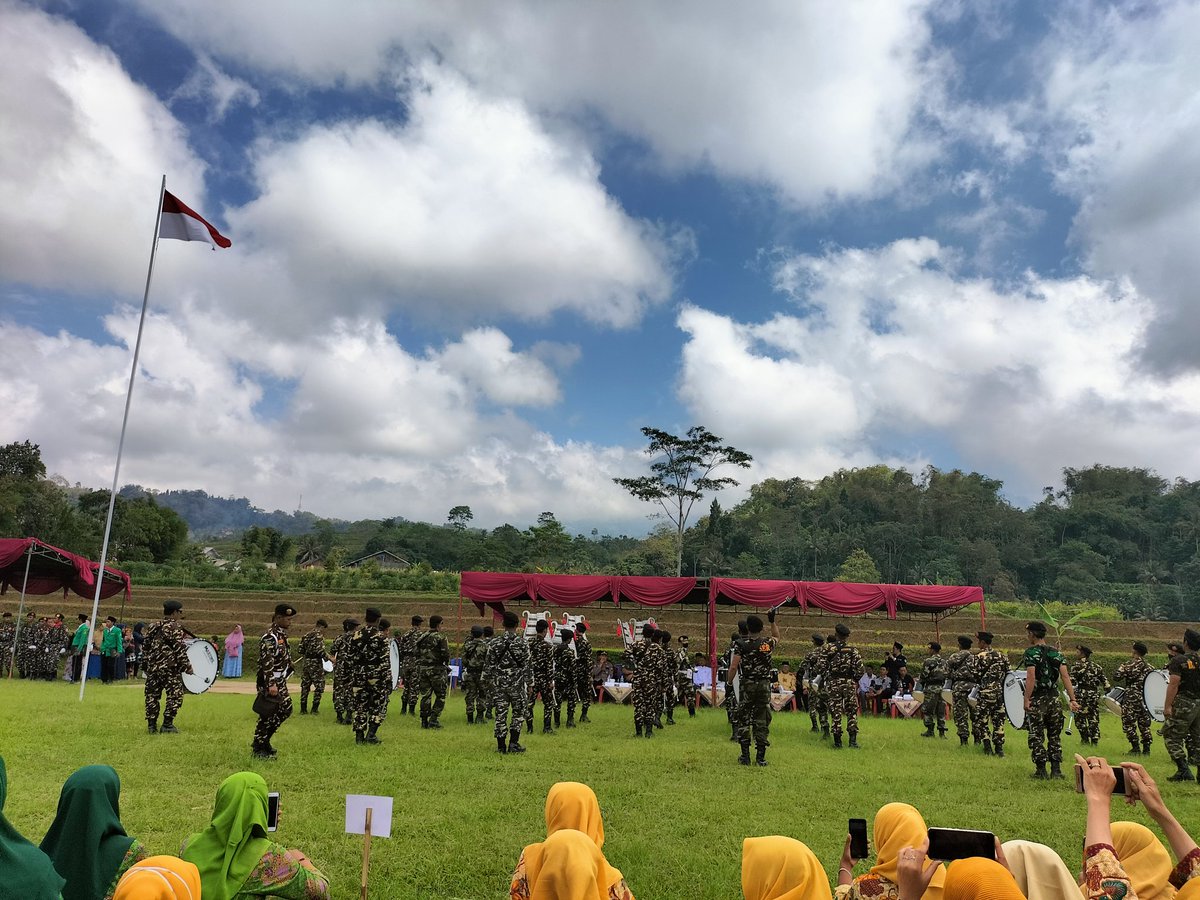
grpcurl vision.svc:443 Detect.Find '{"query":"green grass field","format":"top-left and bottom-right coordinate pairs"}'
top-left (2, 679), bottom-right (1198, 899)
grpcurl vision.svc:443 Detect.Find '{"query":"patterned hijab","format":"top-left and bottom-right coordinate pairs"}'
top-left (545, 782), bottom-right (606, 848)
top-left (113, 857), bottom-right (201, 900)
top-left (741, 836), bottom-right (832, 900)
top-left (944, 858), bottom-right (1026, 899)
top-left (39, 765), bottom-right (135, 900)
top-left (523, 829), bottom-right (620, 900)
top-left (181, 772), bottom-right (273, 900)
top-left (1111, 822), bottom-right (1175, 900)
top-left (0, 757), bottom-right (66, 900)
top-left (1000, 840), bottom-right (1079, 900)
top-left (869, 802), bottom-right (946, 899)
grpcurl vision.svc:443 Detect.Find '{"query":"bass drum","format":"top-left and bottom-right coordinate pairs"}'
top-left (1143, 669), bottom-right (1170, 723)
top-left (182, 638), bottom-right (219, 694)
top-left (1003, 670), bottom-right (1027, 729)
top-left (389, 641), bottom-right (401, 691)
top-left (1103, 686), bottom-right (1126, 717)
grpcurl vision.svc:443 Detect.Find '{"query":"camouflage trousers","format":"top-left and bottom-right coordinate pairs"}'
top-left (483, 672), bottom-right (496, 716)
top-left (827, 678), bottom-right (858, 738)
top-left (672, 673), bottom-right (696, 714)
top-left (418, 667), bottom-right (448, 722)
top-left (1164, 694), bottom-right (1200, 764)
top-left (922, 686), bottom-right (946, 732)
top-left (735, 679), bottom-right (772, 749)
top-left (1121, 698), bottom-right (1153, 748)
top-left (951, 683), bottom-right (977, 741)
top-left (526, 678), bottom-right (555, 730)
top-left (300, 660), bottom-right (326, 707)
top-left (974, 687), bottom-right (1005, 751)
top-left (1075, 691), bottom-right (1101, 743)
top-left (807, 686), bottom-right (829, 730)
top-left (253, 684), bottom-right (292, 747)
top-left (462, 668), bottom-right (486, 719)
top-left (1026, 691), bottom-right (1064, 765)
top-left (400, 661), bottom-right (420, 712)
top-left (332, 666), bottom-right (351, 719)
top-left (725, 680), bottom-right (739, 728)
top-left (493, 670), bottom-right (527, 739)
top-left (145, 673), bottom-right (185, 726)
top-left (575, 671), bottom-right (593, 716)
top-left (554, 674), bottom-right (579, 722)
top-left (632, 674), bottom-right (659, 729)
top-left (351, 679), bottom-right (389, 732)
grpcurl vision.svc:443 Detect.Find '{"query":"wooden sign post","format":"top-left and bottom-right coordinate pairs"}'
top-left (360, 806), bottom-right (372, 900)
top-left (346, 795), bottom-right (393, 900)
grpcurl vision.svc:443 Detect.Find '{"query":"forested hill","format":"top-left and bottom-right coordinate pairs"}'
top-left (118, 486), bottom-right (330, 537)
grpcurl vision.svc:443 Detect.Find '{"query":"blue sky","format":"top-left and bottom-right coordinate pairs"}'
top-left (4, 0), bottom-right (1200, 535)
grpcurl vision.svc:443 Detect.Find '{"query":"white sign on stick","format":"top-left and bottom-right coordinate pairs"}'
top-left (345, 795), bottom-right (394, 838)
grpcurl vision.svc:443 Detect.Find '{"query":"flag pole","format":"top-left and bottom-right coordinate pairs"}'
top-left (7, 546), bottom-right (33, 679)
top-left (80, 175), bottom-right (167, 702)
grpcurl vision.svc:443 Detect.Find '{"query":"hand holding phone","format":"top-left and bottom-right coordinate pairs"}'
top-left (848, 818), bottom-right (869, 860)
top-left (1074, 761), bottom-right (1125, 795)
top-left (267, 792), bottom-right (280, 832)
top-left (926, 827), bottom-right (996, 861)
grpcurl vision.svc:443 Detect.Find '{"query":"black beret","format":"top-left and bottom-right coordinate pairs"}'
top-left (429, 615), bottom-right (443, 628)
top-left (316, 618), bottom-right (328, 628)
top-left (343, 618), bottom-right (358, 631)
top-left (365, 607), bottom-right (382, 621)
top-left (929, 641), bottom-right (941, 652)
top-left (412, 615), bottom-right (424, 625)
top-left (471, 625), bottom-right (484, 637)
top-left (811, 633), bottom-right (824, 644)
top-left (500, 612), bottom-right (517, 629)
top-left (163, 600), bottom-right (183, 614)
top-left (1026, 621), bottom-right (1047, 638)
top-left (976, 631), bottom-right (993, 643)
top-left (1076, 645), bottom-right (1092, 656)
top-left (536, 619), bottom-right (550, 632)
top-left (576, 622), bottom-right (587, 633)
top-left (274, 603), bottom-right (297, 617)
top-left (835, 623), bottom-right (851, 638)
top-left (483, 625), bottom-right (495, 636)
top-left (1133, 641), bottom-right (1148, 656)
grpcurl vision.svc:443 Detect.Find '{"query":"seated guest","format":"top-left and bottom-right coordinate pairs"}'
top-left (937, 858), bottom-right (1025, 900)
top-left (896, 666), bottom-right (915, 696)
top-left (113, 856), bottom-right (201, 900)
top-left (0, 757), bottom-right (66, 900)
top-left (515, 828), bottom-right (633, 900)
top-left (40, 764), bottom-right (149, 900)
top-left (511, 781), bottom-right (635, 899)
top-left (1122, 762), bottom-right (1200, 890)
top-left (742, 836), bottom-right (831, 900)
top-left (181, 772), bottom-right (330, 899)
top-left (865, 667), bottom-right (891, 714)
top-left (857, 671), bottom-right (873, 710)
top-left (592, 652), bottom-right (614, 688)
top-left (835, 802), bottom-right (945, 899)
top-left (1002, 840), bottom-right (1080, 899)
top-left (775, 663), bottom-right (796, 693)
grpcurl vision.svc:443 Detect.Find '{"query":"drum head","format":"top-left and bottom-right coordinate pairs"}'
top-left (182, 638), bottom-right (219, 694)
top-left (941, 688), bottom-right (954, 703)
top-left (322, 659), bottom-right (334, 673)
top-left (389, 641), bottom-right (401, 691)
top-left (1003, 670), bottom-right (1026, 729)
top-left (1143, 669), bottom-right (1169, 723)
top-left (967, 686), bottom-right (979, 710)
top-left (912, 690), bottom-right (925, 704)
top-left (1103, 686), bottom-right (1125, 716)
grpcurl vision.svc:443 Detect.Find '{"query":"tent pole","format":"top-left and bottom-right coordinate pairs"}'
top-left (81, 175), bottom-right (167, 703)
top-left (708, 592), bottom-right (717, 711)
top-left (8, 546), bottom-right (33, 679)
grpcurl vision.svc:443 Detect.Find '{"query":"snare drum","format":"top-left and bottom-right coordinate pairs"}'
top-left (1003, 670), bottom-right (1027, 729)
top-left (322, 659), bottom-right (334, 674)
top-left (1103, 686), bottom-right (1126, 716)
top-left (967, 685), bottom-right (980, 710)
top-left (941, 684), bottom-right (954, 703)
top-left (181, 638), bottom-right (219, 694)
top-left (1143, 669), bottom-right (1169, 723)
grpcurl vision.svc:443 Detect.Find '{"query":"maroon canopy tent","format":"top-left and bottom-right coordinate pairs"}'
top-left (459, 571), bottom-right (985, 699)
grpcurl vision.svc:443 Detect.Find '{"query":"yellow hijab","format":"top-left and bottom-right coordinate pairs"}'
top-left (112, 856), bottom-right (202, 900)
top-left (1111, 822), bottom-right (1175, 900)
top-left (1001, 840), bottom-right (1079, 900)
top-left (944, 858), bottom-right (1026, 900)
top-left (742, 836), bottom-right (832, 900)
top-left (1178, 881), bottom-right (1200, 900)
top-left (869, 802), bottom-right (946, 899)
top-left (524, 829), bottom-right (619, 900)
top-left (545, 782), bottom-right (605, 847)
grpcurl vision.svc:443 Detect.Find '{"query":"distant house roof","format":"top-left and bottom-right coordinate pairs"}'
top-left (344, 549), bottom-right (410, 569)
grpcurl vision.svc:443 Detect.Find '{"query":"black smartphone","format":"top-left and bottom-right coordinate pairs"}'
top-left (1075, 764), bottom-right (1126, 795)
top-left (267, 792), bottom-right (280, 832)
top-left (849, 818), bottom-right (869, 859)
top-left (926, 827), bottom-right (996, 861)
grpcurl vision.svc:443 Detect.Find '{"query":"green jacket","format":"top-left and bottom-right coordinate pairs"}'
top-left (100, 626), bottom-right (124, 656)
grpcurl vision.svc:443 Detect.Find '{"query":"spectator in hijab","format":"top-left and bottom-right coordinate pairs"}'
top-left (0, 756), bottom-right (66, 900)
top-left (112, 856), bottom-right (201, 900)
top-left (742, 836), bottom-right (831, 900)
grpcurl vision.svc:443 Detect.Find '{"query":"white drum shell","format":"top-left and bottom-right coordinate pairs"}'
top-left (1003, 670), bottom-right (1027, 729)
top-left (182, 638), bottom-right (219, 694)
top-left (1143, 669), bottom-right (1169, 723)
top-left (1103, 686), bottom-right (1126, 716)
top-left (389, 641), bottom-right (401, 691)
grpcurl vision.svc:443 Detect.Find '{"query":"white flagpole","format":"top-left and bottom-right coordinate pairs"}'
top-left (80, 175), bottom-right (167, 702)
top-left (7, 546), bottom-right (33, 679)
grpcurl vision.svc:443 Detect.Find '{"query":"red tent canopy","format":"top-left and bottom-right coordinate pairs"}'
top-left (0, 537), bottom-right (131, 601)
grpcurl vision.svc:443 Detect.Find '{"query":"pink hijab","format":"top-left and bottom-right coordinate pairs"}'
top-left (224, 627), bottom-right (244, 656)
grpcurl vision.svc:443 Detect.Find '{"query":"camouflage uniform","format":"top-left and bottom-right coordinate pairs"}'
top-left (723, 637), bottom-right (742, 736)
top-left (143, 618), bottom-right (191, 730)
top-left (1022, 644), bottom-right (1067, 768)
top-left (825, 640), bottom-right (864, 746)
top-left (330, 629), bottom-right (354, 723)
top-left (253, 624), bottom-right (293, 750)
top-left (553, 639), bottom-right (580, 727)
top-left (416, 628), bottom-right (450, 726)
top-left (17, 618), bottom-right (44, 678)
top-left (526, 633), bottom-right (556, 732)
top-left (947, 648), bottom-right (978, 743)
top-left (297, 629), bottom-right (328, 713)
top-left (0, 618), bottom-right (13, 675)
top-left (1114, 656), bottom-right (1154, 752)
top-left (656, 639), bottom-right (674, 725)
top-left (346, 623), bottom-right (390, 736)
top-left (802, 644), bottom-right (828, 732)
top-left (1069, 657), bottom-right (1109, 744)
top-left (398, 625), bottom-right (424, 715)
top-left (460, 635), bottom-right (489, 723)
top-left (486, 630), bottom-right (530, 749)
top-left (974, 647), bottom-right (1008, 754)
top-left (920, 652), bottom-right (949, 735)
top-left (573, 631), bottom-right (594, 722)
top-left (1163, 650), bottom-right (1200, 768)
top-left (734, 633), bottom-right (777, 759)
top-left (673, 647), bottom-right (697, 717)
top-left (630, 637), bottom-right (660, 735)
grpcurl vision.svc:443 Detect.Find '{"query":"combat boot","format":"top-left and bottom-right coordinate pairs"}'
top-left (299, 700), bottom-right (308, 715)
top-left (833, 734), bottom-right (843, 749)
top-left (960, 736), bottom-right (969, 747)
top-left (544, 723), bottom-right (554, 734)
top-left (921, 726), bottom-right (935, 738)
top-left (1050, 760), bottom-right (1064, 779)
top-left (738, 743), bottom-right (751, 765)
top-left (1129, 743), bottom-right (1141, 756)
top-left (1030, 762), bottom-right (1047, 779)
top-left (644, 725), bottom-right (654, 739)
top-left (995, 744), bottom-right (1005, 758)
top-left (554, 710), bottom-right (561, 728)
top-left (756, 745), bottom-right (768, 766)
top-left (497, 735), bottom-right (507, 754)
top-left (336, 713), bottom-right (345, 724)
top-left (251, 743), bottom-right (276, 759)
top-left (467, 712), bottom-right (474, 724)
top-left (312, 700), bottom-right (320, 714)
top-left (355, 731), bottom-right (366, 745)
top-left (939, 728), bottom-right (947, 739)
top-left (429, 718), bottom-right (442, 729)
top-left (508, 729), bottom-right (526, 753)
top-left (810, 721), bottom-right (819, 732)
top-left (1142, 740), bottom-right (1152, 755)
top-left (848, 732), bottom-right (860, 749)
top-left (527, 719), bottom-right (534, 734)
top-left (635, 723), bottom-right (643, 737)
top-left (982, 739), bottom-right (992, 755)
top-left (566, 712), bottom-right (576, 728)
top-left (821, 724), bottom-right (830, 739)
top-left (1168, 759), bottom-right (1195, 782)
top-left (365, 725), bottom-right (382, 744)
top-left (420, 717), bottom-right (429, 729)
top-left (147, 722), bottom-right (157, 734)
top-left (689, 708), bottom-right (696, 718)
top-left (580, 712), bottom-right (590, 723)
top-left (160, 722), bottom-right (179, 734)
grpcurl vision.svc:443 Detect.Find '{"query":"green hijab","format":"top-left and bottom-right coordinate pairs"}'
top-left (40, 764), bottom-right (135, 900)
top-left (0, 757), bottom-right (67, 900)
top-left (181, 772), bottom-right (273, 900)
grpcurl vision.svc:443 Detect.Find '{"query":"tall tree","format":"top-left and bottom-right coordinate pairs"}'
top-left (446, 505), bottom-right (474, 529)
top-left (613, 426), bottom-right (752, 576)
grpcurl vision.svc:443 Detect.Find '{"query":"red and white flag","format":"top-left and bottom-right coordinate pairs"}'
top-left (159, 191), bottom-right (231, 248)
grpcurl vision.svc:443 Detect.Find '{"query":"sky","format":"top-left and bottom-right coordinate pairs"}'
top-left (3, 0), bottom-right (1200, 536)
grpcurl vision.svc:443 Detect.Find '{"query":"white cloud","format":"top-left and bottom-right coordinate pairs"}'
top-left (677, 239), bottom-right (1200, 504)
top-left (171, 54), bottom-right (260, 121)
top-left (1038, 1), bottom-right (1200, 372)
top-left (0, 2), bottom-right (207, 297)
